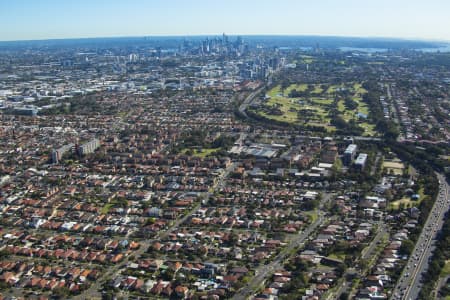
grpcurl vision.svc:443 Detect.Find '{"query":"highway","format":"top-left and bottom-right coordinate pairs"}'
top-left (391, 173), bottom-right (449, 300)
top-left (238, 86), bottom-right (265, 118)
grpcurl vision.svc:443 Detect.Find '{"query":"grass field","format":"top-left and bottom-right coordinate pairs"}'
top-left (312, 85), bottom-right (323, 94)
top-left (353, 83), bottom-right (367, 94)
top-left (389, 187), bottom-right (426, 210)
top-left (299, 55), bottom-right (314, 64)
top-left (441, 260), bottom-right (450, 276)
top-left (326, 84), bottom-right (345, 94)
top-left (101, 203), bottom-right (114, 214)
top-left (283, 84), bottom-right (307, 97)
top-left (383, 161), bottom-right (405, 175)
top-left (360, 123), bottom-right (376, 136)
top-left (311, 98), bottom-right (333, 105)
top-left (254, 82), bottom-right (376, 135)
top-left (337, 83), bottom-right (369, 122)
top-left (181, 148), bottom-right (220, 158)
top-left (328, 253), bottom-right (346, 260)
top-left (383, 161), bottom-right (405, 169)
top-left (305, 210), bottom-right (318, 223)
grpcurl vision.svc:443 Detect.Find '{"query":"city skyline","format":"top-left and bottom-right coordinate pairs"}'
top-left (1, 0), bottom-right (450, 42)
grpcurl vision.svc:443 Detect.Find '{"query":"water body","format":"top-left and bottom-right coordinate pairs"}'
top-left (419, 45), bottom-right (450, 53)
top-left (279, 46), bottom-right (312, 51)
top-left (339, 47), bottom-right (388, 53)
top-left (339, 44), bottom-right (450, 53)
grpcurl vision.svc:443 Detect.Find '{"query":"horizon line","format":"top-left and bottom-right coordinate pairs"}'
top-left (1, 33), bottom-right (449, 44)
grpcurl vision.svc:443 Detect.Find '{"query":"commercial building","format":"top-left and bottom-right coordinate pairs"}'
top-left (343, 144), bottom-right (357, 166)
top-left (321, 144), bottom-right (338, 164)
top-left (13, 106), bottom-right (38, 116)
top-left (52, 143), bottom-right (75, 164)
top-left (354, 153), bottom-right (368, 170)
top-left (76, 138), bottom-right (100, 156)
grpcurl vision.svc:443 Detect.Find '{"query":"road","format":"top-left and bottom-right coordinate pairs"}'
top-left (371, 152), bottom-right (382, 176)
top-left (334, 222), bottom-right (388, 299)
top-left (433, 275), bottom-right (450, 299)
top-left (385, 83), bottom-right (406, 142)
top-left (76, 203), bottom-right (203, 299)
top-left (361, 222), bottom-right (388, 261)
top-left (391, 173), bottom-right (449, 300)
top-left (74, 149), bottom-right (238, 299)
top-left (74, 237), bottom-right (151, 300)
top-left (238, 87), bottom-right (265, 118)
top-left (232, 193), bottom-right (335, 300)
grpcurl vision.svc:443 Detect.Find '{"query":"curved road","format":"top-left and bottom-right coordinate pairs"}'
top-left (238, 87), bottom-right (265, 118)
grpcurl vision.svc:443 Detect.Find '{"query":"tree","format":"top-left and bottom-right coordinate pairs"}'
top-left (340, 292), bottom-right (350, 300)
top-left (344, 97), bottom-right (358, 110)
top-left (227, 231), bottom-right (239, 246)
top-left (52, 287), bottom-right (71, 299)
top-left (399, 239), bottom-right (415, 256)
top-left (161, 268), bottom-right (175, 281)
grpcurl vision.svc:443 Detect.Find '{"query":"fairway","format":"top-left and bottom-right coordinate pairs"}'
top-left (251, 82), bottom-right (377, 135)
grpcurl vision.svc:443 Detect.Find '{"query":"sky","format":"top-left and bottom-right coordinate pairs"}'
top-left (1, 0), bottom-right (450, 42)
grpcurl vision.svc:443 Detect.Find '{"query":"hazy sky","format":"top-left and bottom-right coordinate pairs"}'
top-left (1, 0), bottom-right (450, 41)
